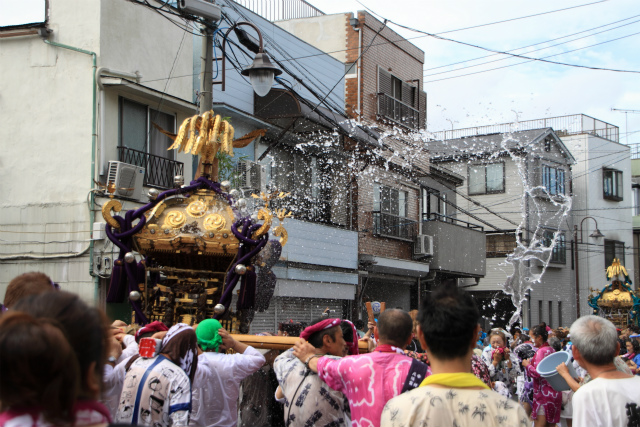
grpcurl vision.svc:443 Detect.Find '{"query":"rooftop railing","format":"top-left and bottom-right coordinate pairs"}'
top-left (232, 0), bottom-right (324, 21)
top-left (431, 114), bottom-right (619, 143)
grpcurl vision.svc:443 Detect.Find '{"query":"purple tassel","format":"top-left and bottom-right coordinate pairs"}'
top-left (236, 270), bottom-right (257, 310)
top-left (106, 259), bottom-right (127, 303)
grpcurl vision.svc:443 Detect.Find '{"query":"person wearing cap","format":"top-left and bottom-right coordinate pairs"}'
top-left (191, 319), bottom-right (265, 427)
top-left (274, 317), bottom-right (351, 427)
top-left (293, 310), bottom-right (428, 427)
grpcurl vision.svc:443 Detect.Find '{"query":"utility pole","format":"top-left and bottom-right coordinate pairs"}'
top-left (198, 4), bottom-right (215, 179)
top-left (611, 108), bottom-right (640, 144)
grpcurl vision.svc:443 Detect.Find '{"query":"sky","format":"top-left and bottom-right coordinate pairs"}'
top-left (3, 0), bottom-right (639, 142)
top-left (306, 0), bottom-right (640, 143)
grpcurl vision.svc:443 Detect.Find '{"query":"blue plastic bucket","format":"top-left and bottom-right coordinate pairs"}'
top-left (536, 351), bottom-right (577, 392)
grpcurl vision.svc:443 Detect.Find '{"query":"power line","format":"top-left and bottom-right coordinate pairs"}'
top-left (424, 14), bottom-right (640, 72)
top-left (424, 17), bottom-right (640, 78)
top-left (356, 1), bottom-right (640, 76)
top-left (423, 30), bottom-right (640, 83)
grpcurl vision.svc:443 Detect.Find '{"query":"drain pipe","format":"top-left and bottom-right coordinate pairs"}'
top-left (43, 36), bottom-right (99, 302)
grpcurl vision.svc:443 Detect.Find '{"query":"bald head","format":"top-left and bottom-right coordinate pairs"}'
top-left (377, 309), bottom-right (413, 348)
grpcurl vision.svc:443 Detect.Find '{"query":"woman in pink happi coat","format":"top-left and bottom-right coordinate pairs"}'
top-left (522, 324), bottom-right (562, 427)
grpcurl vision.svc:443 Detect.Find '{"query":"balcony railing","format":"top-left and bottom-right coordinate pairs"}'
top-left (377, 93), bottom-right (421, 130)
top-left (421, 212), bottom-right (484, 231)
top-left (372, 212), bottom-right (417, 241)
top-left (431, 114), bottom-right (619, 143)
top-left (118, 146), bottom-right (184, 189)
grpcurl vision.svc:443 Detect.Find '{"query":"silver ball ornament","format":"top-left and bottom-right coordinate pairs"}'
top-left (236, 198), bottom-right (247, 208)
top-left (174, 175), bottom-right (185, 188)
top-left (124, 252), bottom-right (135, 263)
top-left (220, 181), bottom-right (231, 192)
top-left (250, 213), bottom-right (259, 223)
top-left (229, 189), bottom-right (241, 199)
top-left (235, 264), bottom-right (247, 275)
top-left (213, 304), bottom-right (226, 315)
top-left (148, 188), bottom-right (160, 200)
top-left (129, 291), bottom-right (141, 301)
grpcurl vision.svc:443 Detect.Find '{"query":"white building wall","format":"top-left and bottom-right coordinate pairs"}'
top-left (0, 0), bottom-right (195, 305)
top-left (563, 134), bottom-right (634, 318)
top-left (275, 14), bottom-right (348, 63)
top-left (436, 137), bottom-right (575, 327)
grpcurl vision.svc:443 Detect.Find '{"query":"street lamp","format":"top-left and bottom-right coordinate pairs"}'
top-left (219, 22), bottom-right (282, 97)
top-left (574, 216), bottom-right (605, 319)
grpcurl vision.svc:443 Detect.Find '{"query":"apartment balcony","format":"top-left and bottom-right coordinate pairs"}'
top-left (372, 212), bottom-right (417, 241)
top-left (377, 93), bottom-right (421, 130)
top-left (421, 213), bottom-right (486, 278)
top-left (118, 146), bottom-right (184, 189)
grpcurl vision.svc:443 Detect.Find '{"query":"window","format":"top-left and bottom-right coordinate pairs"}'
top-left (377, 68), bottom-right (420, 129)
top-left (633, 186), bottom-right (640, 216)
top-left (603, 168), bottom-right (623, 201)
top-left (541, 230), bottom-right (566, 264)
top-left (469, 163), bottom-right (505, 195)
top-left (373, 184), bottom-right (412, 239)
top-left (345, 62), bottom-right (357, 76)
top-left (118, 97), bottom-right (179, 188)
top-left (486, 233), bottom-right (517, 258)
top-left (548, 301), bottom-right (553, 327)
top-left (421, 187), bottom-right (446, 220)
top-left (538, 300), bottom-right (543, 325)
top-left (604, 239), bottom-right (625, 268)
top-left (544, 137), bottom-right (552, 152)
top-left (558, 301), bottom-right (562, 327)
top-left (542, 165), bottom-right (565, 195)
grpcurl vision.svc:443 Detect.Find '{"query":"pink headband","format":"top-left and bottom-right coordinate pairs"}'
top-left (300, 318), bottom-right (341, 341)
top-left (342, 319), bottom-right (359, 355)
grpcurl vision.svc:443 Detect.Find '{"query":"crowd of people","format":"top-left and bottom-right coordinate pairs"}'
top-left (1, 271), bottom-right (640, 427)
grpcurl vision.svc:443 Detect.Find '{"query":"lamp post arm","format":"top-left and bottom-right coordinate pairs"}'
top-left (220, 21), bottom-right (265, 92)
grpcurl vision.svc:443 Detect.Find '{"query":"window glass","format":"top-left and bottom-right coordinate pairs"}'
top-left (399, 191), bottom-right (407, 218)
top-left (120, 98), bottom-right (147, 152)
top-left (149, 109), bottom-right (175, 160)
top-left (486, 163), bottom-right (504, 192)
top-left (633, 187), bottom-right (640, 216)
top-left (469, 165), bottom-right (486, 194)
top-left (542, 230), bottom-right (566, 264)
top-left (604, 169), bottom-right (623, 200)
top-left (604, 239), bottom-right (625, 267)
top-left (345, 62), bottom-right (356, 75)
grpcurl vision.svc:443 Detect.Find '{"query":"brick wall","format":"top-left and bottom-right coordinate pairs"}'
top-left (356, 165), bottom-right (420, 260)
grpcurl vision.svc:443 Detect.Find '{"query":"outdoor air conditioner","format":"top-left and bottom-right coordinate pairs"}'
top-left (236, 160), bottom-right (266, 194)
top-left (106, 161), bottom-right (145, 200)
top-left (414, 234), bottom-right (434, 257)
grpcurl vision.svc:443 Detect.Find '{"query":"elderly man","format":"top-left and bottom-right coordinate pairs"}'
top-left (293, 310), bottom-right (428, 427)
top-left (381, 286), bottom-right (528, 427)
top-left (571, 315), bottom-right (640, 427)
top-left (274, 317), bottom-right (350, 427)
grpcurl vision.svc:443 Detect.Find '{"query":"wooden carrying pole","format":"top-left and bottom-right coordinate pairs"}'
top-left (365, 302), bottom-right (375, 323)
top-left (230, 334), bottom-right (371, 353)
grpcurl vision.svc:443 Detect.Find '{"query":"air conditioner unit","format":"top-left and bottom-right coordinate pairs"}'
top-left (106, 161), bottom-right (145, 200)
top-left (236, 160), bottom-right (266, 194)
top-left (414, 234), bottom-right (434, 257)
